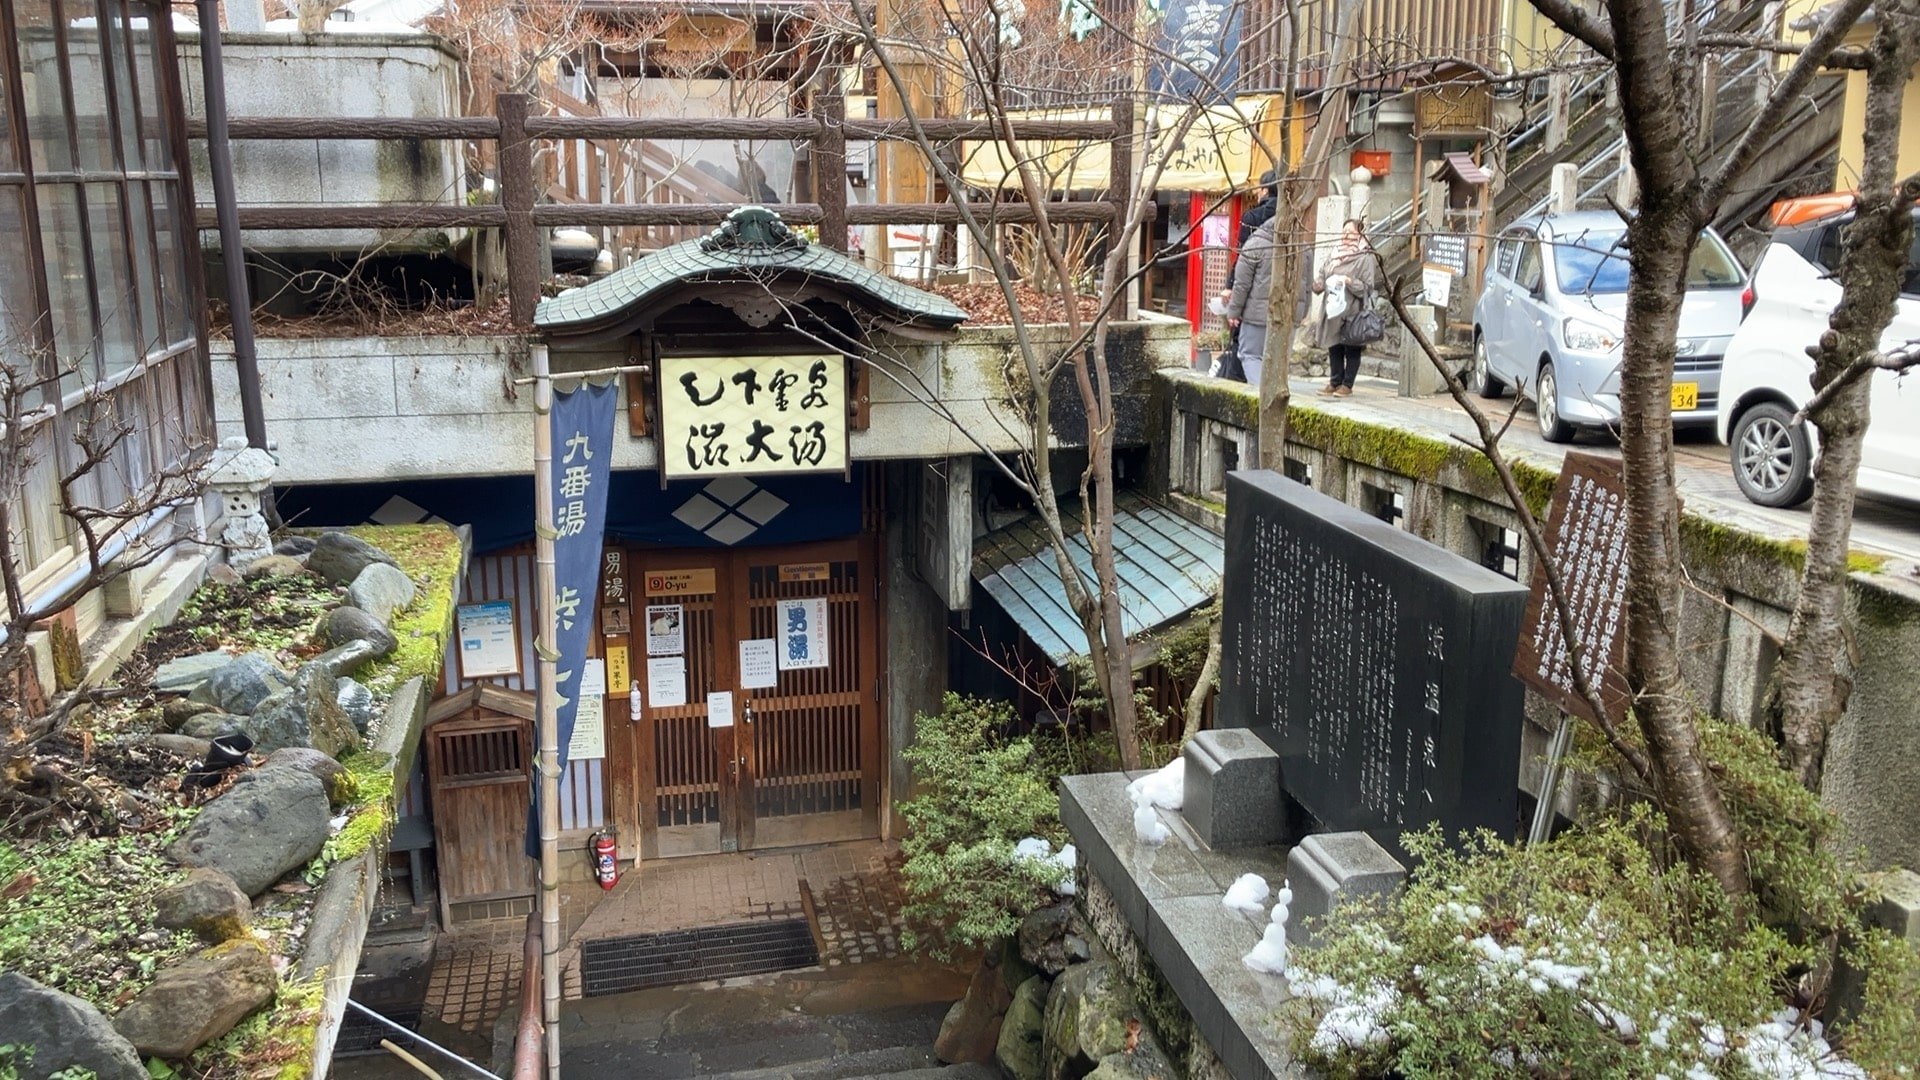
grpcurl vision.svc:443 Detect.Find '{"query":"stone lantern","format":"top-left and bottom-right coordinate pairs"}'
top-left (204, 435), bottom-right (276, 570)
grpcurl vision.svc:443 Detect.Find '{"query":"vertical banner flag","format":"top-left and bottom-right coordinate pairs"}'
top-left (528, 379), bottom-right (618, 857)
top-left (1151, 0), bottom-right (1241, 102)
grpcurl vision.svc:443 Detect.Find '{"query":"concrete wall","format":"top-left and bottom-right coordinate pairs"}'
top-left (210, 317), bottom-right (1190, 484)
top-left (1158, 368), bottom-right (1920, 874)
top-left (176, 29), bottom-right (466, 254)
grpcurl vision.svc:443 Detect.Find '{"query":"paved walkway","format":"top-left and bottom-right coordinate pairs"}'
top-left (421, 841), bottom-right (907, 1037)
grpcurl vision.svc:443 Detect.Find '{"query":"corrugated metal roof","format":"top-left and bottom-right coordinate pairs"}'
top-left (534, 206), bottom-right (968, 332)
top-left (972, 493), bottom-right (1224, 664)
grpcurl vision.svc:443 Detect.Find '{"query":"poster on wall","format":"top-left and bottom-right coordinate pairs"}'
top-left (645, 604), bottom-right (685, 656)
top-left (646, 656), bottom-right (687, 708)
top-left (569, 660), bottom-right (607, 760)
top-left (606, 645), bottom-right (630, 698)
top-left (739, 638), bottom-right (778, 689)
top-left (775, 597), bottom-right (830, 671)
top-left (456, 601), bottom-right (518, 678)
top-left (707, 691), bottom-right (735, 729)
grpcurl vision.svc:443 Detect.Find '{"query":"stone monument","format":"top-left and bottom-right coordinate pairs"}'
top-left (1215, 470), bottom-right (1530, 859)
top-left (204, 436), bottom-right (277, 571)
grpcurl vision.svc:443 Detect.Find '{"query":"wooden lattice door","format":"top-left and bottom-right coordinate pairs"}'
top-left (633, 541), bottom-right (880, 857)
top-left (427, 704), bottom-right (534, 924)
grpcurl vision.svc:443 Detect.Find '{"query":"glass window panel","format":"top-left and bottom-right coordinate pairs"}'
top-left (36, 183), bottom-right (97, 392)
top-left (14, 0), bottom-right (77, 173)
top-left (123, 0), bottom-right (169, 171)
top-left (0, 49), bottom-right (18, 173)
top-left (102, 3), bottom-right (141, 171)
top-left (20, 421), bottom-right (70, 570)
top-left (1, 186), bottom-right (42, 355)
top-left (85, 182), bottom-right (141, 376)
top-left (63, 1), bottom-right (116, 172)
top-left (126, 180), bottom-right (162, 352)
top-left (148, 179), bottom-right (193, 346)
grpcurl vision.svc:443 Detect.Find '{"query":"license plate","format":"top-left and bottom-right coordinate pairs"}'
top-left (1671, 382), bottom-right (1699, 410)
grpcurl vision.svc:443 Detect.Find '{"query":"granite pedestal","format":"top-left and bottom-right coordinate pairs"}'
top-left (1183, 729), bottom-right (1284, 850)
top-left (1284, 833), bottom-right (1407, 949)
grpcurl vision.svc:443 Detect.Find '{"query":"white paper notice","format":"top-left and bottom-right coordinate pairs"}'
top-left (580, 658), bottom-right (606, 696)
top-left (646, 656), bottom-right (687, 708)
top-left (645, 603), bottom-right (685, 656)
top-left (775, 597), bottom-right (831, 671)
top-left (568, 690), bottom-right (605, 759)
top-left (1421, 265), bottom-right (1455, 308)
top-left (739, 638), bottom-right (778, 689)
top-left (706, 690), bottom-right (735, 729)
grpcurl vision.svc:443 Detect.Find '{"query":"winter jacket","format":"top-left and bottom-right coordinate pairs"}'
top-left (1312, 246), bottom-right (1382, 350)
top-left (1238, 196), bottom-right (1278, 245)
top-left (1226, 219), bottom-right (1277, 328)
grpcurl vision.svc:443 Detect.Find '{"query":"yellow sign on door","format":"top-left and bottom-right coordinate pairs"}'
top-left (778, 562), bottom-right (830, 583)
top-left (646, 568), bottom-right (717, 596)
top-left (606, 644), bottom-right (630, 696)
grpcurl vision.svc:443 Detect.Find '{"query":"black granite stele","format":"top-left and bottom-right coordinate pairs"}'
top-left (1218, 471), bottom-right (1529, 860)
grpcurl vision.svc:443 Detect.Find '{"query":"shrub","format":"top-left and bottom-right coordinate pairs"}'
top-left (898, 694), bottom-right (1066, 959)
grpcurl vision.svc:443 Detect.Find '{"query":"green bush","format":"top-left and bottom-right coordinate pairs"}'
top-left (898, 694), bottom-right (1067, 959)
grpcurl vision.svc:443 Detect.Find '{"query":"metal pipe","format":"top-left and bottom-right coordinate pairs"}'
top-left (380, 1041), bottom-right (446, 1080)
top-left (192, 0), bottom-right (267, 450)
top-left (512, 913), bottom-right (544, 1080)
top-left (531, 342), bottom-right (562, 1080)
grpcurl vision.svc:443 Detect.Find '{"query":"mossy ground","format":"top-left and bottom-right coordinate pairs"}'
top-left (342, 524), bottom-right (464, 695)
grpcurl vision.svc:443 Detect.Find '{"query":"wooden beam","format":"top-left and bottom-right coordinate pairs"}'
top-left (186, 115), bottom-right (503, 140)
top-left (193, 205), bottom-right (508, 229)
top-left (815, 91), bottom-right (848, 253)
top-left (188, 114), bottom-right (1116, 143)
top-left (195, 200), bottom-right (1122, 231)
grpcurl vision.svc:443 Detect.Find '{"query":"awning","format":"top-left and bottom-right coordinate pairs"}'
top-left (973, 493), bottom-right (1224, 664)
top-left (959, 99), bottom-right (1283, 194)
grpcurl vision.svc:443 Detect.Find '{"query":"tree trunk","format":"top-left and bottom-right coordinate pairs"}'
top-left (1617, 200), bottom-right (1751, 897)
top-left (1770, 2), bottom-right (1920, 790)
top-left (1183, 616), bottom-right (1222, 744)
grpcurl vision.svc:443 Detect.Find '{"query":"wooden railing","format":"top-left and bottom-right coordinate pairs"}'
top-left (186, 91), bottom-right (1133, 328)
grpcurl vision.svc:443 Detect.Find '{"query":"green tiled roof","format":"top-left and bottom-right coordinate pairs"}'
top-left (534, 207), bottom-right (969, 331)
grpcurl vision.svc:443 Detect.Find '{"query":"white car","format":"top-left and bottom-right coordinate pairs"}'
top-left (1716, 199), bottom-right (1920, 507)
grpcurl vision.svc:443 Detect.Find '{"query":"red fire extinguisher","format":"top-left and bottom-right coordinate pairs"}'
top-left (591, 829), bottom-right (620, 890)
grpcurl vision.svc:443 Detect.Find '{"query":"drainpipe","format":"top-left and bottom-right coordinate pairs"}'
top-left (193, 0), bottom-right (268, 450)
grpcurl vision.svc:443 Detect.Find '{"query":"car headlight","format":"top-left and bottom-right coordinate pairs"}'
top-left (1562, 318), bottom-right (1621, 352)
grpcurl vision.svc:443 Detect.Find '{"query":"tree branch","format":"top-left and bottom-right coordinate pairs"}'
top-left (1525, 0), bottom-right (1618, 61)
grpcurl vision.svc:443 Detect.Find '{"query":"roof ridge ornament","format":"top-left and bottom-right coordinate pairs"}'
top-left (699, 206), bottom-right (809, 255)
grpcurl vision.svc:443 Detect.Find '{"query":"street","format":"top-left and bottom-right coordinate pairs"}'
top-left (1304, 375), bottom-right (1920, 567)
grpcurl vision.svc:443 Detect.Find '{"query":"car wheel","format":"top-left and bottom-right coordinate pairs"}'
top-left (1536, 362), bottom-right (1575, 443)
top-left (1731, 401), bottom-right (1814, 508)
top-left (1470, 335), bottom-right (1502, 399)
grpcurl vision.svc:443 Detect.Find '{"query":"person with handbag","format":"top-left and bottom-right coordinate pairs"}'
top-left (1224, 216), bottom-right (1277, 388)
top-left (1313, 219), bottom-right (1383, 397)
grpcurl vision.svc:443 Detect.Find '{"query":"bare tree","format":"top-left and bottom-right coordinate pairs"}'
top-left (2, 347), bottom-right (210, 828)
top-left (1767, 0), bottom-right (1920, 791)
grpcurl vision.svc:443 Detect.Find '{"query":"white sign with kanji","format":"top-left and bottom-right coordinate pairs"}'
top-left (658, 354), bottom-right (848, 481)
top-left (775, 597), bottom-right (831, 671)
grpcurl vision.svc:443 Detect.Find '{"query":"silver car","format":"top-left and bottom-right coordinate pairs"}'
top-left (1468, 211), bottom-right (1747, 442)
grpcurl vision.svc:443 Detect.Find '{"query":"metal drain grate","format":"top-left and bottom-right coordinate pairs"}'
top-left (334, 1003), bottom-right (424, 1057)
top-left (579, 918), bottom-right (820, 996)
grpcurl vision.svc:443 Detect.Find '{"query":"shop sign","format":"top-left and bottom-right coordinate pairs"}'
top-left (646, 568), bottom-right (716, 596)
top-left (658, 354), bottom-right (848, 481)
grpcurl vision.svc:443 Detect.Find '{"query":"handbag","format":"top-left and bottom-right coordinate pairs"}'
top-left (1340, 295), bottom-right (1386, 347)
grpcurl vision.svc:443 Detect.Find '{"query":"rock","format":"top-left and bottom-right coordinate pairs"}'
top-left (273, 535), bottom-right (317, 557)
top-left (112, 941), bottom-right (277, 1059)
top-left (169, 765), bottom-right (331, 895)
top-left (243, 554), bottom-right (306, 580)
top-left (305, 531), bottom-right (397, 586)
top-left (243, 689), bottom-right (305, 754)
top-left (161, 697), bottom-right (218, 729)
top-left (180, 712), bottom-right (247, 740)
top-left (1085, 1040), bottom-right (1174, 1080)
top-left (336, 678), bottom-right (380, 734)
top-left (154, 868), bottom-right (252, 941)
top-left (303, 672), bottom-right (362, 759)
top-left (936, 950), bottom-right (1015, 1064)
top-left (265, 747), bottom-right (350, 805)
top-left (318, 605), bottom-right (398, 657)
top-left (152, 651), bottom-right (235, 694)
top-left (1000, 933), bottom-right (1041, 997)
top-left (205, 563), bottom-right (243, 587)
top-left (1019, 900), bottom-right (1075, 976)
top-left (126, 732), bottom-right (214, 759)
top-left (188, 651), bottom-right (290, 715)
top-left (995, 974), bottom-right (1049, 1080)
top-left (0, 972), bottom-right (147, 1080)
top-left (1043, 959), bottom-right (1135, 1080)
top-left (302, 639), bottom-right (385, 685)
top-left (345, 563), bottom-right (416, 624)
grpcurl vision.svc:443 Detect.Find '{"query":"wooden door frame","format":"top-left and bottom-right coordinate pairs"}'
top-left (627, 549), bottom-right (736, 858)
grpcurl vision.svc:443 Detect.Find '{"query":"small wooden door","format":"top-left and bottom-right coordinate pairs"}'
top-left (634, 539), bottom-right (881, 858)
top-left (426, 699), bottom-right (535, 924)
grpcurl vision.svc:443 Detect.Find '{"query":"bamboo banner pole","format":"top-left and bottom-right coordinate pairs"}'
top-left (530, 343), bottom-right (563, 1080)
